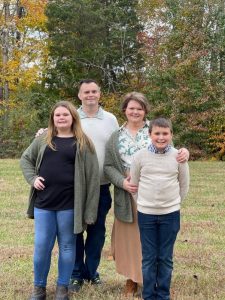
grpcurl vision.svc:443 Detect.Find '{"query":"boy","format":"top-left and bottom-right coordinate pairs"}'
top-left (130, 117), bottom-right (189, 300)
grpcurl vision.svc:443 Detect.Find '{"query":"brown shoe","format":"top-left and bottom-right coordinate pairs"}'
top-left (134, 284), bottom-right (143, 298)
top-left (29, 286), bottom-right (46, 300)
top-left (123, 279), bottom-right (138, 296)
top-left (55, 285), bottom-right (69, 300)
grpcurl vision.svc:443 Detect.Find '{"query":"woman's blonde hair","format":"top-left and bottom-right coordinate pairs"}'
top-left (46, 101), bottom-right (94, 152)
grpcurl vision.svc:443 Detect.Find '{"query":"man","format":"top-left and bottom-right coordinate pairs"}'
top-left (69, 79), bottom-right (119, 292)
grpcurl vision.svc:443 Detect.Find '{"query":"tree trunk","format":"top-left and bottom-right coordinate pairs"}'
top-left (2, 1), bottom-right (10, 127)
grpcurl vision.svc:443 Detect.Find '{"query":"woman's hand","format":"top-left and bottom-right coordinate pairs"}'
top-left (34, 177), bottom-right (45, 190)
top-left (176, 148), bottom-right (189, 163)
top-left (123, 176), bottom-right (138, 194)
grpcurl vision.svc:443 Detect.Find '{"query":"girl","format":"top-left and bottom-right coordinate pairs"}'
top-left (20, 101), bottom-right (99, 300)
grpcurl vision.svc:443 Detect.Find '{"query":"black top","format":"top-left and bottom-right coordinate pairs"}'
top-left (35, 136), bottom-right (76, 210)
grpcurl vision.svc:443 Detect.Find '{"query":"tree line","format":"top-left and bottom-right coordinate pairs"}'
top-left (0, 0), bottom-right (224, 159)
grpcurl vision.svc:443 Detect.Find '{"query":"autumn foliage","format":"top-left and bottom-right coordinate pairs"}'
top-left (0, 0), bottom-right (224, 159)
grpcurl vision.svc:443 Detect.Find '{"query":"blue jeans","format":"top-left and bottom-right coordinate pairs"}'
top-left (71, 184), bottom-right (112, 280)
top-left (138, 210), bottom-right (180, 300)
top-left (34, 208), bottom-right (76, 287)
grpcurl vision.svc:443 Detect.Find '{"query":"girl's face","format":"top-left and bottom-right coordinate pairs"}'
top-left (125, 100), bottom-right (146, 124)
top-left (53, 106), bottom-right (73, 131)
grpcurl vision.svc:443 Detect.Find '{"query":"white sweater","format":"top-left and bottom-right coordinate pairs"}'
top-left (78, 107), bottom-right (119, 184)
top-left (130, 147), bottom-right (189, 215)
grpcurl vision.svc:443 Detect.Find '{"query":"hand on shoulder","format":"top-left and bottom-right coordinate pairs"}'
top-left (176, 148), bottom-right (189, 163)
top-left (35, 128), bottom-right (47, 138)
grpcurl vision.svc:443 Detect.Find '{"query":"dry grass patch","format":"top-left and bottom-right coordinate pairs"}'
top-left (0, 160), bottom-right (225, 299)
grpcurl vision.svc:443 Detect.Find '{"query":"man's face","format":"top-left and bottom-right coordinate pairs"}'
top-left (78, 82), bottom-right (101, 108)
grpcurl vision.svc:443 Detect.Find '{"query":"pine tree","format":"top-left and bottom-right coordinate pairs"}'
top-left (45, 0), bottom-right (143, 94)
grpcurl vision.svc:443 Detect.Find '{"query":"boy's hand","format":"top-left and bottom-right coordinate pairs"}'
top-left (123, 176), bottom-right (138, 194)
top-left (35, 128), bottom-right (47, 138)
top-left (176, 148), bottom-right (189, 163)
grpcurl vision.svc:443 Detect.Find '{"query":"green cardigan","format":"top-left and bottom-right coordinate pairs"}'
top-left (104, 130), bottom-right (133, 223)
top-left (20, 134), bottom-right (100, 234)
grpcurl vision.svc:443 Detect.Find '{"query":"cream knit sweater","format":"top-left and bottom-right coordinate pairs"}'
top-left (130, 147), bottom-right (189, 215)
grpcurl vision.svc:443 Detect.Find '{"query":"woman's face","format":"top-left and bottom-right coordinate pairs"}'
top-left (53, 106), bottom-right (73, 131)
top-left (124, 100), bottom-right (146, 124)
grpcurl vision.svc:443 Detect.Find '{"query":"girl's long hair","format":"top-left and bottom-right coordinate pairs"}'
top-left (46, 101), bottom-right (94, 152)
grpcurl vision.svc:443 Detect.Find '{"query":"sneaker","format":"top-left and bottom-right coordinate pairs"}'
top-left (90, 276), bottom-right (102, 285)
top-left (68, 279), bottom-right (84, 292)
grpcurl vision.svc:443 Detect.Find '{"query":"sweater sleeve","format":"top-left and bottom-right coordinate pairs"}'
top-left (20, 138), bottom-right (41, 186)
top-left (130, 152), bottom-right (141, 186)
top-left (178, 161), bottom-right (190, 201)
top-left (104, 134), bottom-right (125, 189)
top-left (83, 147), bottom-right (100, 224)
top-left (130, 152), bottom-right (142, 202)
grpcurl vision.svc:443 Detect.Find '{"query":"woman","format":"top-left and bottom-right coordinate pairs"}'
top-left (104, 92), bottom-right (189, 296)
top-left (20, 101), bottom-right (99, 300)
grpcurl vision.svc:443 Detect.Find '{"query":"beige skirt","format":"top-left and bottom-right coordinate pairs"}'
top-left (111, 197), bottom-right (143, 284)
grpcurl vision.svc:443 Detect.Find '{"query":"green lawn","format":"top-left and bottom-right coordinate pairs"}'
top-left (0, 160), bottom-right (225, 299)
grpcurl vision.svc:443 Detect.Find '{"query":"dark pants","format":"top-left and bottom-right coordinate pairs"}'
top-left (138, 210), bottom-right (180, 300)
top-left (71, 184), bottom-right (112, 281)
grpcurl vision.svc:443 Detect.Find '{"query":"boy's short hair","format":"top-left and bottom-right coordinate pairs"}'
top-left (149, 118), bottom-right (173, 133)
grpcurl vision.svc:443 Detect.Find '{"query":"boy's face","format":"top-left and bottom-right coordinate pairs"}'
top-left (149, 126), bottom-right (173, 151)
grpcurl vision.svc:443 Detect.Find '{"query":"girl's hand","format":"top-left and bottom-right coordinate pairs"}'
top-left (123, 176), bottom-right (138, 194)
top-left (176, 148), bottom-right (189, 163)
top-left (34, 177), bottom-right (45, 190)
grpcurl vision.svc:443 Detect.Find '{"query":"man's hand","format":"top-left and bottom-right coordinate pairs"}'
top-left (35, 128), bottom-right (47, 138)
top-left (177, 148), bottom-right (189, 163)
top-left (123, 176), bottom-right (138, 194)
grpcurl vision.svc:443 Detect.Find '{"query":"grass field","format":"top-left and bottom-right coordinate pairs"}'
top-left (0, 159), bottom-right (225, 300)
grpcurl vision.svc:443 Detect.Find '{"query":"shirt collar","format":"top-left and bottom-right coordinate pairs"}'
top-left (77, 106), bottom-right (104, 119)
top-left (148, 143), bottom-right (171, 154)
top-left (119, 120), bottom-right (150, 132)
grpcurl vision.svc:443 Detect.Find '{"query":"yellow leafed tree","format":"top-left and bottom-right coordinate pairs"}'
top-left (0, 0), bottom-right (48, 120)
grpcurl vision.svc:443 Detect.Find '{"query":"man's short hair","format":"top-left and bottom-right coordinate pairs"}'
top-left (78, 79), bottom-right (100, 90)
